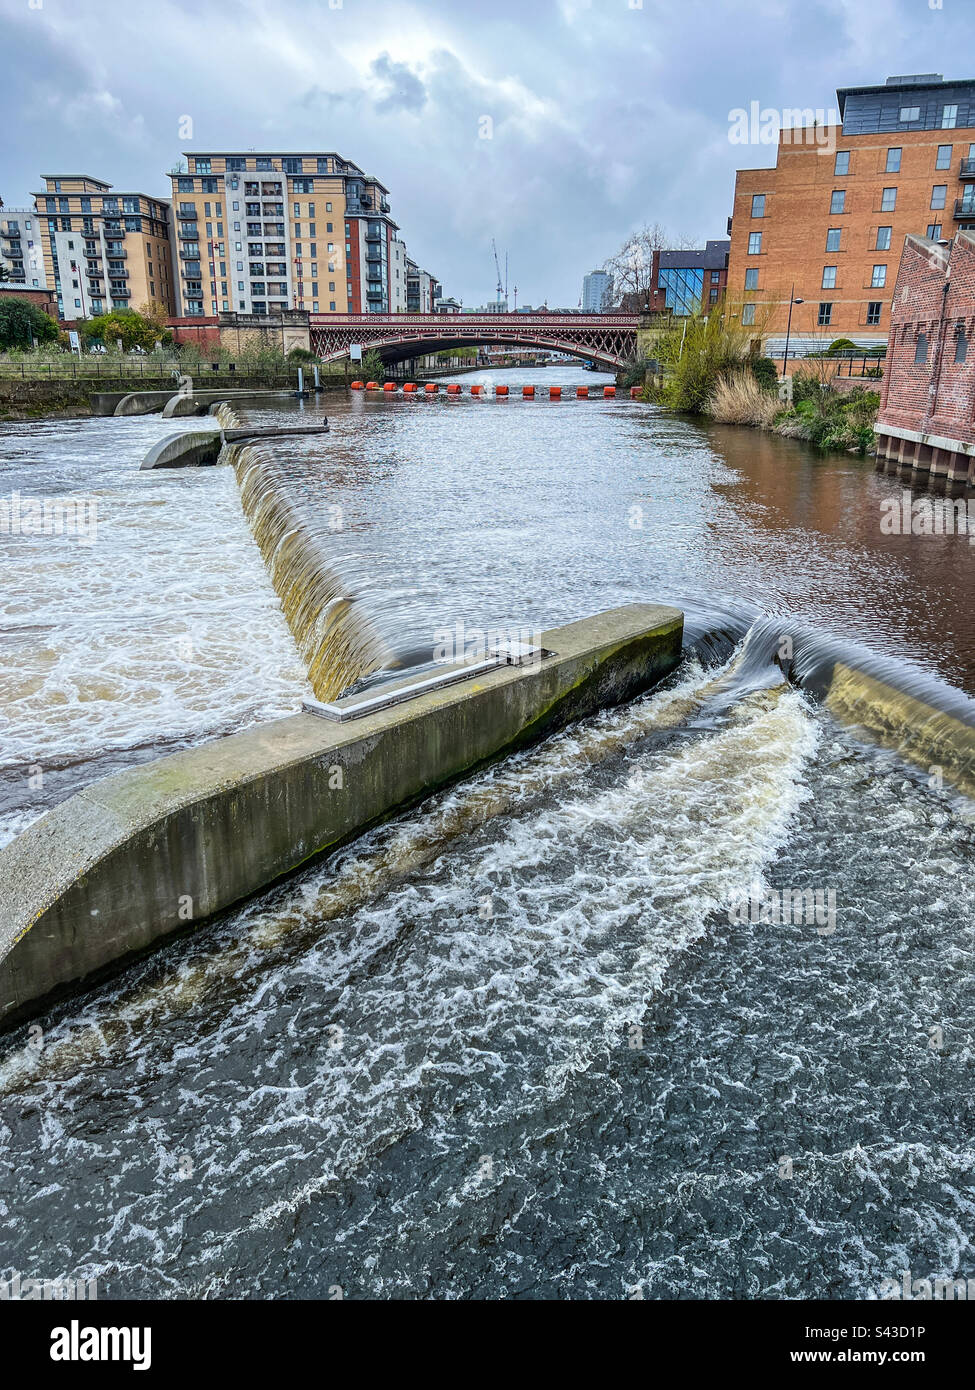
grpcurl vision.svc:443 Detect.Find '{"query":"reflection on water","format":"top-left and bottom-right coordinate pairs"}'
top-left (0, 368), bottom-right (973, 1300)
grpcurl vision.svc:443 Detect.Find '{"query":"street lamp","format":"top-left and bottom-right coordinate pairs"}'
top-left (783, 283), bottom-right (804, 374)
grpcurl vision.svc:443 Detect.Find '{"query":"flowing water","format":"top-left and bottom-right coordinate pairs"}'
top-left (0, 367), bottom-right (973, 1299)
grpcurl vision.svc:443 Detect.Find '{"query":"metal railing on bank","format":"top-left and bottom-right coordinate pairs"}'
top-left (0, 358), bottom-right (350, 381)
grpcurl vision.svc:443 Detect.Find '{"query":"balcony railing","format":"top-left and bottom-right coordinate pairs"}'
top-left (953, 198), bottom-right (975, 219)
top-left (960, 158), bottom-right (975, 179)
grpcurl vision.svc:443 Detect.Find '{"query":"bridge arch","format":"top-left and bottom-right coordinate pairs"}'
top-left (308, 313), bottom-right (640, 372)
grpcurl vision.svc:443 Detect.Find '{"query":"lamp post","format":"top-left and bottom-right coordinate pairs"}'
top-left (783, 284), bottom-right (804, 375)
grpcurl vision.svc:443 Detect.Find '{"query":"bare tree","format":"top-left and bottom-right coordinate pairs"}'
top-left (603, 223), bottom-right (698, 306)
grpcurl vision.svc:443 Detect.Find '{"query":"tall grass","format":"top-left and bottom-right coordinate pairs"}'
top-left (707, 370), bottom-right (781, 426)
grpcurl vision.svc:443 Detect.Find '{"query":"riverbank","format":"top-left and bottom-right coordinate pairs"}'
top-left (641, 367), bottom-right (880, 454)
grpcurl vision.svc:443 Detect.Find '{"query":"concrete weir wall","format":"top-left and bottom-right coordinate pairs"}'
top-left (0, 604), bottom-right (683, 1028)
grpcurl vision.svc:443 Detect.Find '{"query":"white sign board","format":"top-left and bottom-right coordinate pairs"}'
top-left (350, 344), bottom-right (363, 361)
top-left (68, 330), bottom-right (81, 355)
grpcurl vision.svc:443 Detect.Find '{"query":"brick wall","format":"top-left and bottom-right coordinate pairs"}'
top-left (877, 230), bottom-right (975, 446)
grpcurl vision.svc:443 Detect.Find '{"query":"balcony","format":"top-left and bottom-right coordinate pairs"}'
top-left (179, 245), bottom-right (201, 259)
top-left (960, 158), bottom-right (975, 180)
top-left (178, 225), bottom-right (198, 239)
top-left (365, 227), bottom-right (383, 242)
top-left (953, 197), bottom-right (975, 219)
top-left (105, 246), bottom-right (126, 259)
top-left (110, 285), bottom-right (131, 298)
top-left (263, 223), bottom-right (285, 236)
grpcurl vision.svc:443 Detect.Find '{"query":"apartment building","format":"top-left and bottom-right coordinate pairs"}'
top-left (31, 176), bottom-right (174, 322)
top-left (0, 207), bottom-right (48, 288)
top-left (168, 151), bottom-right (400, 317)
top-left (727, 74), bottom-right (975, 353)
top-left (582, 269), bottom-right (613, 312)
top-left (405, 258), bottom-right (438, 313)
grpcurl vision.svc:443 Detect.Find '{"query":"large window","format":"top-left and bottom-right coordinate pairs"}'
top-left (822, 266), bottom-right (837, 289)
top-left (751, 193), bottom-right (766, 217)
top-left (834, 150), bottom-right (850, 176)
top-left (931, 185), bottom-right (948, 210)
top-left (830, 190), bottom-right (846, 214)
top-left (898, 108), bottom-right (919, 123)
top-left (936, 144), bottom-right (953, 170)
top-left (927, 223), bottom-right (943, 240)
top-left (867, 302), bottom-right (882, 326)
top-left (747, 232), bottom-right (762, 254)
top-left (943, 104), bottom-right (958, 129)
top-left (876, 226), bottom-right (892, 250)
top-left (881, 187), bottom-right (898, 212)
top-left (658, 266), bottom-right (705, 315)
top-left (871, 265), bottom-right (887, 288)
top-left (744, 267), bottom-right (759, 290)
top-left (826, 228), bottom-right (842, 252)
top-left (741, 304), bottom-right (756, 325)
top-left (886, 148), bottom-right (902, 173)
top-left (818, 302), bottom-right (833, 326)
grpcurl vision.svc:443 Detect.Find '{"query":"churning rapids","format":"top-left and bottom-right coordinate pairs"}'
top-left (0, 366), bottom-right (973, 1299)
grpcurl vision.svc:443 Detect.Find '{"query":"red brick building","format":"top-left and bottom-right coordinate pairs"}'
top-left (875, 229), bottom-right (975, 486)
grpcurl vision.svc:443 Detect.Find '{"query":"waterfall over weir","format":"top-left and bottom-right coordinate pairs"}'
top-left (217, 404), bottom-right (390, 701)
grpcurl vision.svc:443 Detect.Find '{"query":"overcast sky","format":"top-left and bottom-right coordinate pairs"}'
top-left (2, 0), bottom-right (973, 307)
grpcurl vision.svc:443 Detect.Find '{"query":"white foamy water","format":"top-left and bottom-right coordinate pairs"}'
top-left (0, 415), bottom-right (309, 840)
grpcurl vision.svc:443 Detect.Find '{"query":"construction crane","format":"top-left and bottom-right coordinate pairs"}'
top-left (492, 239), bottom-right (509, 313)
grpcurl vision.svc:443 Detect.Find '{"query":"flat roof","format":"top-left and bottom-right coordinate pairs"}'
top-left (836, 74), bottom-right (975, 116)
top-left (39, 175), bottom-right (112, 188)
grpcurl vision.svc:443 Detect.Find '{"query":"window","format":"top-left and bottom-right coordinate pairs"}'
top-left (931, 185), bottom-right (947, 210)
top-left (914, 333), bottom-right (928, 364)
top-left (834, 151), bottom-right (850, 176)
top-left (886, 147), bottom-right (902, 173)
top-left (943, 104), bottom-right (958, 129)
top-left (876, 226), bottom-right (892, 250)
top-left (201, 178), bottom-right (218, 193)
top-left (747, 231), bottom-right (762, 254)
top-left (227, 157), bottom-right (245, 172)
top-left (871, 265), bottom-right (887, 288)
top-left (329, 301), bottom-right (336, 311)
top-left (830, 190), bottom-right (846, 214)
top-left (818, 302), bottom-right (833, 327)
top-left (822, 266), bottom-right (837, 289)
top-left (955, 328), bottom-right (968, 363)
top-left (744, 267), bottom-right (759, 290)
top-left (283, 158), bottom-right (304, 175)
top-left (195, 158), bottom-right (211, 174)
top-left (936, 144), bottom-right (953, 170)
top-left (927, 224), bottom-right (943, 240)
top-left (881, 187), bottom-right (898, 212)
top-left (867, 302), bottom-right (882, 326)
top-left (899, 108), bottom-right (920, 123)
top-left (326, 202), bottom-right (332, 212)
top-left (317, 158), bottom-right (330, 174)
top-left (256, 157), bottom-right (273, 171)
top-left (751, 193), bottom-right (766, 217)
top-left (741, 304), bottom-right (756, 325)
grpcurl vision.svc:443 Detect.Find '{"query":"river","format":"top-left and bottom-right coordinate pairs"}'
top-left (0, 365), bottom-right (972, 1299)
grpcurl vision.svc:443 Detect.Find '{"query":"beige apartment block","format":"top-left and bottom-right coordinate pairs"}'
top-left (32, 175), bottom-right (175, 322)
top-left (169, 152), bottom-right (399, 318)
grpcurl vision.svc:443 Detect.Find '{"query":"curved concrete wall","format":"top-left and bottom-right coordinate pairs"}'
top-left (0, 605), bottom-right (683, 1028)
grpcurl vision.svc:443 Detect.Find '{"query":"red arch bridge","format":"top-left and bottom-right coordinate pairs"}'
top-left (308, 312), bottom-right (641, 371)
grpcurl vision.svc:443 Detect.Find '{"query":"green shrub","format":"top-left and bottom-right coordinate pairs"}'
top-left (749, 356), bottom-right (779, 392)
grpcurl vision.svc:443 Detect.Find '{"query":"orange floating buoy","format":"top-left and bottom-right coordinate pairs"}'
top-left (522, 385), bottom-right (535, 397)
top-left (425, 383), bottom-right (438, 393)
top-left (351, 380), bottom-right (365, 390)
top-left (365, 381), bottom-right (380, 390)
top-left (383, 382), bottom-right (397, 392)
top-left (447, 384), bottom-right (461, 394)
top-left (630, 386), bottom-right (641, 398)
top-left (549, 386), bottom-right (561, 399)
top-left (403, 383), bottom-right (417, 392)
top-left (577, 387), bottom-right (589, 398)
top-left (496, 385), bottom-right (509, 396)
top-left (604, 386), bottom-right (616, 397)
top-left (471, 385), bottom-right (483, 395)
